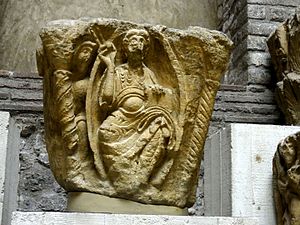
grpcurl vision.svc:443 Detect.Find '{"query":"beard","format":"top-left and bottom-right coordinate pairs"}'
top-left (127, 49), bottom-right (144, 63)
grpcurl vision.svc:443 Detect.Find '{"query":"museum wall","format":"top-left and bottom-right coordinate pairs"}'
top-left (0, 0), bottom-right (218, 73)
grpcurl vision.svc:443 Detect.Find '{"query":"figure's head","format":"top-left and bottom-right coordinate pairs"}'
top-left (72, 41), bottom-right (97, 78)
top-left (123, 29), bottom-right (150, 58)
top-left (279, 136), bottom-right (297, 169)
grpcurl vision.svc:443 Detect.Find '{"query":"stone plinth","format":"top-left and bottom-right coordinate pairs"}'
top-left (0, 112), bottom-right (10, 224)
top-left (0, 112), bottom-right (20, 225)
top-left (11, 212), bottom-right (258, 225)
top-left (204, 123), bottom-right (300, 225)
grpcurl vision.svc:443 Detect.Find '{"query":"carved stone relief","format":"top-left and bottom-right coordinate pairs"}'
top-left (268, 12), bottom-right (300, 125)
top-left (273, 132), bottom-right (300, 225)
top-left (37, 18), bottom-right (232, 209)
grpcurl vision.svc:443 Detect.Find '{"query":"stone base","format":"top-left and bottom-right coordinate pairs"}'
top-left (11, 212), bottom-right (258, 225)
top-left (67, 192), bottom-right (188, 215)
top-left (0, 112), bottom-right (19, 225)
top-left (0, 112), bottom-right (9, 224)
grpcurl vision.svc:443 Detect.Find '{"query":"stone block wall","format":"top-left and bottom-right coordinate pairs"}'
top-left (16, 114), bottom-right (67, 212)
top-left (0, 71), bottom-right (42, 112)
top-left (0, 70), bottom-right (66, 215)
top-left (219, 0), bottom-right (300, 86)
top-left (218, 0), bottom-right (248, 84)
top-left (247, 0), bottom-right (299, 88)
top-left (11, 212), bottom-right (259, 225)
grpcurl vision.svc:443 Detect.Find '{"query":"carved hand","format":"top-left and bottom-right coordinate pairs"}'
top-left (97, 42), bottom-right (117, 69)
top-left (90, 28), bottom-right (116, 69)
top-left (145, 84), bottom-right (169, 96)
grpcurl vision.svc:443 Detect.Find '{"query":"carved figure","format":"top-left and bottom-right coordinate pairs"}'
top-left (273, 132), bottom-right (300, 225)
top-left (268, 12), bottom-right (300, 125)
top-left (88, 29), bottom-right (177, 194)
top-left (37, 18), bottom-right (232, 210)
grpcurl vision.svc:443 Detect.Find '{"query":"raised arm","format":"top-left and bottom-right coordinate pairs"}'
top-left (90, 29), bottom-right (117, 105)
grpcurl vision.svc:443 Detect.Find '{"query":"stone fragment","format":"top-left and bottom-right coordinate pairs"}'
top-left (268, 12), bottom-right (300, 125)
top-left (273, 132), bottom-right (300, 225)
top-left (268, 12), bottom-right (300, 224)
top-left (37, 18), bottom-right (232, 212)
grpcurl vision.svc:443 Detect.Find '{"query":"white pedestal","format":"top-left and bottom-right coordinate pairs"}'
top-left (0, 112), bottom-right (9, 225)
top-left (0, 111), bottom-right (19, 225)
top-left (204, 123), bottom-right (300, 225)
top-left (11, 212), bottom-right (258, 225)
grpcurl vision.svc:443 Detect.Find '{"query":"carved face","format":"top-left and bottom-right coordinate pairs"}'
top-left (123, 29), bottom-right (149, 58)
top-left (78, 46), bottom-right (94, 63)
top-left (72, 41), bottom-right (97, 78)
top-left (280, 143), bottom-right (296, 168)
top-left (127, 35), bottom-right (147, 54)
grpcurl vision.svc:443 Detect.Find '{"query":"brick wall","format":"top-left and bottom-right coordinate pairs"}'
top-left (219, 0), bottom-right (300, 86)
top-left (0, 70), bottom-right (281, 130)
top-left (247, 0), bottom-right (300, 88)
top-left (218, 0), bottom-right (248, 84)
top-left (0, 70), bottom-right (42, 112)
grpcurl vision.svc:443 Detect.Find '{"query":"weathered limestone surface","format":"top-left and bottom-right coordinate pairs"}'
top-left (37, 18), bottom-right (232, 210)
top-left (11, 212), bottom-right (259, 225)
top-left (204, 124), bottom-right (300, 225)
top-left (273, 132), bottom-right (300, 225)
top-left (268, 11), bottom-right (300, 125)
top-left (0, 0), bottom-right (218, 73)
